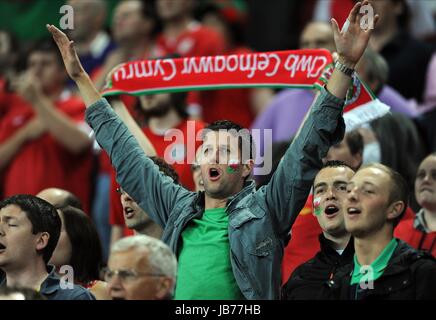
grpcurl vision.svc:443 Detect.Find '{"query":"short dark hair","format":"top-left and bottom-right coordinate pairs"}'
top-left (0, 195), bottom-right (61, 264)
top-left (27, 39), bottom-right (64, 67)
top-left (59, 206), bottom-right (103, 285)
top-left (345, 130), bottom-right (364, 156)
top-left (149, 156), bottom-right (180, 184)
top-left (170, 92), bottom-right (188, 119)
top-left (364, 163), bottom-right (409, 226)
top-left (323, 160), bottom-right (354, 171)
top-left (139, 0), bottom-right (162, 35)
top-left (203, 120), bottom-right (255, 162)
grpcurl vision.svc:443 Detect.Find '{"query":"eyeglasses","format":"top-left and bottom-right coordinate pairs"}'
top-left (102, 268), bottom-right (165, 283)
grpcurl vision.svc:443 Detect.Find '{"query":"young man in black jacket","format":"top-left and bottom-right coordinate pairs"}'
top-left (326, 163), bottom-right (436, 300)
top-left (282, 161), bottom-right (355, 300)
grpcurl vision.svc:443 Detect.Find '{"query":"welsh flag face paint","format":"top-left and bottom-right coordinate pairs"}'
top-left (313, 197), bottom-right (322, 216)
top-left (227, 159), bottom-right (239, 174)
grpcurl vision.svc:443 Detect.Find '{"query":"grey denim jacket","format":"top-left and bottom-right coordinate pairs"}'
top-left (85, 88), bottom-right (345, 300)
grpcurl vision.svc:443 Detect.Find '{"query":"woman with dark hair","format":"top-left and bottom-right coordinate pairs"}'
top-left (49, 205), bottom-right (109, 299)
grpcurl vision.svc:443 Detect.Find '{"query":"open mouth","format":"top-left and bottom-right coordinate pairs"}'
top-left (0, 243), bottom-right (6, 253)
top-left (347, 207), bottom-right (362, 215)
top-left (209, 168), bottom-right (221, 181)
top-left (324, 205), bottom-right (339, 216)
top-left (124, 207), bottom-right (135, 219)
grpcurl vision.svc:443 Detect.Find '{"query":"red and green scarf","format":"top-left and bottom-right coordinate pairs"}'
top-left (102, 49), bottom-right (389, 129)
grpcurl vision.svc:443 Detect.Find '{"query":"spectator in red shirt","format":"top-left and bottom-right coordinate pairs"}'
top-left (395, 153), bottom-right (436, 256)
top-left (0, 40), bottom-right (93, 211)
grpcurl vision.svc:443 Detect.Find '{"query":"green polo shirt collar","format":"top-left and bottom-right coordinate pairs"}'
top-left (351, 238), bottom-right (398, 285)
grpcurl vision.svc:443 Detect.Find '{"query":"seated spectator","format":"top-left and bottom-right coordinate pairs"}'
top-left (37, 187), bottom-right (83, 210)
top-left (325, 164), bottom-right (436, 299)
top-left (105, 235), bottom-right (177, 300)
top-left (395, 153), bottom-right (436, 256)
top-left (282, 161), bottom-right (355, 300)
top-left (117, 156), bottom-right (180, 239)
top-left (0, 195), bottom-right (94, 300)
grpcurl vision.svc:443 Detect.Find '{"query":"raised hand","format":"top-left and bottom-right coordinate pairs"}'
top-left (331, 1), bottom-right (379, 68)
top-left (46, 24), bottom-right (85, 81)
top-left (103, 63), bottom-right (126, 91)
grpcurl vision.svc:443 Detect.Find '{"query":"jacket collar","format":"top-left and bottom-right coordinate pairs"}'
top-left (414, 209), bottom-right (431, 233)
top-left (0, 264), bottom-right (59, 294)
top-left (375, 240), bottom-right (434, 277)
top-left (191, 180), bottom-right (257, 214)
top-left (319, 233), bottom-right (355, 262)
top-left (226, 180), bottom-right (257, 212)
top-left (39, 265), bottom-right (61, 295)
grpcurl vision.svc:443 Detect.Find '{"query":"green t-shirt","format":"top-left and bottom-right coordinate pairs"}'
top-left (351, 238), bottom-right (398, 286)
top-left (175, 208), bottom-right (244, 300)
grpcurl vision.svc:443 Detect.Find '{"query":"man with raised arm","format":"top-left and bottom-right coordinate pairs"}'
top-left (47, 1), bottom-right (378, 299)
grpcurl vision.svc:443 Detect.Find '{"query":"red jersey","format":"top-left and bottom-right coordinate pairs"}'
top-left (395, 209), bottom-right (436, 257)
top-left (198, 47), bottom-right (256, 128)
top-left (281, 194), bottom-right (322, 283)
top-left (0, 91), bottom-right (93, 212)
top-left (156, 22), bottom-right (225, 58)
top-left (109, 119), bottom-right (205, 234)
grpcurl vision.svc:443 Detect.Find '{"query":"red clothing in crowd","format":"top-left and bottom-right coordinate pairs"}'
top-left (198, 47), bottom-right (256, 128)
top-left (109, 119), bottom-right (205, 235)
top-left (395, 209), bottom-right (436, 257)
top-left (0, 91), bottom-right (93, 212)
top-left (156, 22), bottom-right (250, 126)
top-left (156, 21), bottom-right (225, 58)
top-left (281, 194), bottom-right (322, 283)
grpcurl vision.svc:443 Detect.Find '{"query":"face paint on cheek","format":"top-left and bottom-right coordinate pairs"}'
top-left (313, 197), bottom-right (322, 216)
top-left (227, 159), bottom-right (239, 174)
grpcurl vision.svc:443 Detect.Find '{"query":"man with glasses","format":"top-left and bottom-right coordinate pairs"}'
top-left (105, 235), bottom-right (177, 300)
